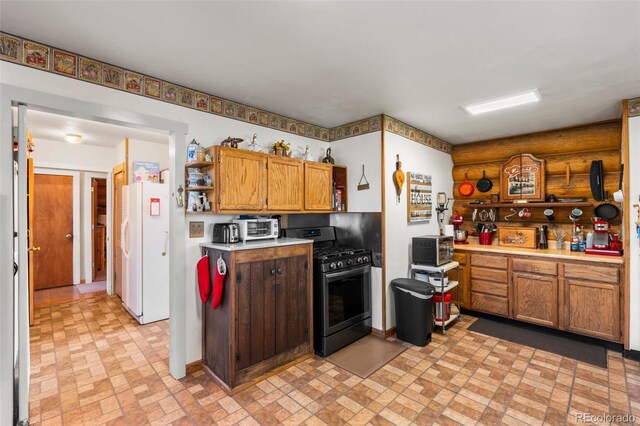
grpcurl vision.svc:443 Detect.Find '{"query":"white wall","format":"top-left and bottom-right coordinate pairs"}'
top-left (31, 137), bottom-right (115, 172)
top-left (383, 131), bottom-right (453, 329)
top-left (1, 61), bottom-right (329, 363)
top-left (330, 132), bottom-right (382, 213)
top-left (127, 138), bottom-right (170, 177)
top-left (628, 115), bottom-right (640, 350)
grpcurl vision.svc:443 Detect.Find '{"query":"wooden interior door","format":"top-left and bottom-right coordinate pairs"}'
top-left (267, 157), bottom-right (304, 211)
top-left (27, 158), bottom-right (35, 325)
top-left (304, 163), bottom-right (333, 211)
top-left (33, 174), bottom-right (74, 289)
top-left (113, 163), bottom-right (126, 297)
top-left (217, 148), bottom-right (266, 211)
top-left (91, 178), bottom-right (98, 281)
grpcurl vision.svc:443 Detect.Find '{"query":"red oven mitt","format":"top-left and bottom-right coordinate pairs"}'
top-left (196, 255), bottom-right (211, 303)
top-left (212, 255), bottom-right (227, 309)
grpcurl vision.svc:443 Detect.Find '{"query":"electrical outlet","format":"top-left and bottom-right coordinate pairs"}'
top-left (189, 221), bottom-right (205, 238)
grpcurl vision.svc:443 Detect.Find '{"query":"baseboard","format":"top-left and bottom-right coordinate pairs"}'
top-left (385, 326), bottom-right (397, 339)
top-left (624, 349), bottom-right (640, 361)
top-left (186, 360), bottom-right (202, 375)
top-left (371, 328), bottom-right (385, 338)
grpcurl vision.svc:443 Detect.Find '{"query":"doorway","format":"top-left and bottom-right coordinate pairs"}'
top-left (2, 85), bottom-right (187, 426)
top-left (91, 177), bottom-right (107, 283)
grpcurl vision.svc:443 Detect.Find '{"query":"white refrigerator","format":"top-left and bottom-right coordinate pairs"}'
top-left (121, 182), bottom-right (170, 324)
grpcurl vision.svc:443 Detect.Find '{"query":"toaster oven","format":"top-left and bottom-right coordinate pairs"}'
top-left (233, 218), bottom-right (279, 241)
top-left (412, 235), bottom-right (454, 266)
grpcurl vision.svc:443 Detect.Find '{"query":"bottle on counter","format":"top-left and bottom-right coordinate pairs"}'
top-left (586, 231), bottom-right (594, 249)
top-left (539, 225), bottom-right (548, 249)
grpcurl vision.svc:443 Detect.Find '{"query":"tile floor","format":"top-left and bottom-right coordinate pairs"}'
top-left (29, 294), bottom-right (640, 425)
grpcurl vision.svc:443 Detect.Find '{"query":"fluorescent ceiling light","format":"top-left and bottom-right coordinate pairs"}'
top-left (65, 133), bottom-right (82, 144)
top-left (463, 89), bottom-right (541, 115)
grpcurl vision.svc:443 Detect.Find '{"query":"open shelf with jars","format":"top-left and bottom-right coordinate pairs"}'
top-left (185, 141), bottom-right (215, 214)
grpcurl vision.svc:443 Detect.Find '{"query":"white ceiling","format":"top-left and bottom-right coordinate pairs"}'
top-left (24, 109), bottom-right (168, 147)
top-left (2, 1), bottom-right (639, 144)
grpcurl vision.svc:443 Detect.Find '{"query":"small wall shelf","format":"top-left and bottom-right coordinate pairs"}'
top-left (186, 161), bottom-right (215, 169)
top-left (185, 186), bottom-right (214, 191)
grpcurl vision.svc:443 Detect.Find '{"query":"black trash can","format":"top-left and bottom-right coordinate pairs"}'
top-left (391, 278), bottom-right (436, 346)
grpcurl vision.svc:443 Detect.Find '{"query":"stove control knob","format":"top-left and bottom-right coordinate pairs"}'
top-left (362, 256), bottom-right (369, 263)
top-left (357, 257), bottom-right (363, 264)
top-left (347, 259), bottom-right (353, 265)
top-left (329, 262), bottom-right (337, 270)
top-left (337, 261), bottom-right (344, 268)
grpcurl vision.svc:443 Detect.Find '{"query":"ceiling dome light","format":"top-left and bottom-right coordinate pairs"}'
top-left (64, 133), bottom-right (82, 144)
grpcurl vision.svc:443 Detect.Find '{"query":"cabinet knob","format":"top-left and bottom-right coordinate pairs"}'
top-left (271, 269), bottom-right (276, 276)
top-left (277, 268), bottom-right (282, 275)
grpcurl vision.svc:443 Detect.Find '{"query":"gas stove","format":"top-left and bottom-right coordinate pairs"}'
top-left (313, 247), bottom-right (371, 272)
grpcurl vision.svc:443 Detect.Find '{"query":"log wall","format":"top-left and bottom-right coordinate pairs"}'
top-left (451, 120), bottom-right (622, 235)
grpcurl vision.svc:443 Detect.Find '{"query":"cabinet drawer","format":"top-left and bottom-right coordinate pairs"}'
top-left (512, 258), bottom-right (557, 275)
top-left (453, 252), bottom-right (467, 265)
top-left (564, 263), bottom-right (619, 283)
top-left (471, 292), bottom-right (508, 316)
top-left (471, 267), bottom-right (508, 283)
top-left (470, 253), bottom-right (507, 269)
top-left (471, 279), bottom-right (508, 297)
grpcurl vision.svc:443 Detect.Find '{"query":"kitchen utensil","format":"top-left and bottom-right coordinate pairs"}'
top-left (392, 154), bottom-right (404, 202)
top-left (504, 208), bottom-right (517, 221)
top-left (594, 193), bottom-right (619, 220)
top-left (472, 208), bottom-right (478, 222)
top-left (458, 173), bottom-right (475, 197)
top-left (357, 164), bottom-right (370, 191)
top-left (476, 170), bottom-right (493, 193)
top-left (590, 160), bottom-right (605, 200)
top-left (454, 229), bottom-right (468, 242)
top-left (489, 209), bottom-right (496, 222)
top-left (479, 209), bottom-right (489, 221)
top-left (544, 208), bottom-right (555, 221)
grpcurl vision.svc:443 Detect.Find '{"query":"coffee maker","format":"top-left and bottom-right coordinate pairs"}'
top-left (592, 219), bottom-right (610, 249)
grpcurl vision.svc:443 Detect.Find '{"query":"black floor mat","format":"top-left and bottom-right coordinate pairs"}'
top-left (468, 317), bottom-right (607, 368)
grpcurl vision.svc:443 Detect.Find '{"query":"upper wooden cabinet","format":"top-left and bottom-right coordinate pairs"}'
top-left (216, 147), bottom-right (266, 211)
top-left (267, 157), bottom-right (304, 211)
top-left (304, 162), bottom-right (333, 211)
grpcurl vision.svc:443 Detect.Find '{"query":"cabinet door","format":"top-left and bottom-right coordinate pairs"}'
top-left (275, 255), bottom-right (309, 354)
top-left (267, 157), bottom-right (304, 211)
top-left (218, 148), bottom-right (266, 211)
top-left (512, 272), bottom-right (558, 328)
top-left (236, 260), bottom-right (276, 371)
top-left (304, 163), bottom-right (333, 211)
top-left (565, 279), bottom-right (620, 341)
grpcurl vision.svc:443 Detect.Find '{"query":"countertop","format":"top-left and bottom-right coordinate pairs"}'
top-left (454, 239), bottom-right (623, 264)
top-left (200, 237), bottom-right (312, 252)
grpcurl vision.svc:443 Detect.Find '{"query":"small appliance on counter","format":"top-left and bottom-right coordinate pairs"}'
top-left (412, 235), bottom-right (454, 266)
top-left (212, 223), bottom-right (239, 244)
top-left (451, 215), bottom-right (468, 244)
top-left (233, 218), bottom-right (279, 241)
top-left (585, 217), bottom-right (622, 256)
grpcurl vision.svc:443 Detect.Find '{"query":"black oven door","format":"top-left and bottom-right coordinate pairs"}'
top-left (321, 265), bottom-right (371, 337)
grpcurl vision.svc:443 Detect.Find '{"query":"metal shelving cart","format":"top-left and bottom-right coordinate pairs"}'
top-left (408, 261), bottom-right (460, 334)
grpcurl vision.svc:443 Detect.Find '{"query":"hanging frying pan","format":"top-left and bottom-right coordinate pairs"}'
top-left (459, 173), bottom-right (475, 197)
top-left (477, 170), bottom-right (493, 193)
top-left (594, 191), bottom-right (620, 220)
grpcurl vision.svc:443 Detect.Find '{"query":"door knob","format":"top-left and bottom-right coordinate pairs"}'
top-left (65, 233), bottom-right (73, 240)
top-left (28, 246), bottom-right (41, 252)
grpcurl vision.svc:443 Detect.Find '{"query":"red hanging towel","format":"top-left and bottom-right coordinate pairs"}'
top-left (212, 255), bottom-right (227, 309)
top-left (196, 255), bottom-right (211, 303)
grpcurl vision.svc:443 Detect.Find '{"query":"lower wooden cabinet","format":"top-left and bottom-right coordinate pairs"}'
top-left (565, 279), bottom-right (620, 342)
top-left (512, 271), bottom-right (558, 328)
top-left (202, 243), bottom-right (313, 393)
top-left (459, 249), bottom-right (623, 343)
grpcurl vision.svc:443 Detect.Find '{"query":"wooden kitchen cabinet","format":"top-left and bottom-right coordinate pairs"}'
top-left (565, 279), bottom-right (620, 341)
top-left (266, 156), bottom-right (304, 211)
top-left (304, 162), bottom-right (333, 211)
top-left (202, 243), bottom-right (313, 394)
top-left (512, 271), bottom-right (558, 328)
top-left (470, 253), bottom-right (509, 317)
top-left (215, 147), bottom-right (266, 211)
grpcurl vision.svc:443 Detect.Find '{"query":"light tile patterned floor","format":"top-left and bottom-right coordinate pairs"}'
top-left (29, 294), bottom-right (640, 425)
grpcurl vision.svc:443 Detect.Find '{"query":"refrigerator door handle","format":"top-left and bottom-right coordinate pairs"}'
top-left (121, 218), bottom-right (130, 259)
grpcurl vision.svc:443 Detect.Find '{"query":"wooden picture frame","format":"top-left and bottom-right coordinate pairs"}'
top-left (500, 154), bottom-right (546, 202)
